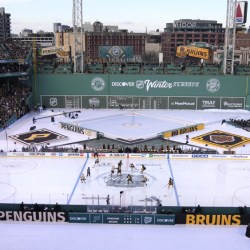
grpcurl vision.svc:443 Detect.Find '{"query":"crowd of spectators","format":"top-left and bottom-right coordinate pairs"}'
top-left (0, 40), bottom-right (31, 75)
top-left (0, 62), bottom-right (29, 74)
top-left (18, 143), bottom-right (216, 155)
top-left (19, 201), bottom-right (61, 212)
top-left (229, 118), bottom-right (250, 130)
top-left (0, 39), bottom-right (31, 60)
top-left (0, 79), bottom-right (32, 128)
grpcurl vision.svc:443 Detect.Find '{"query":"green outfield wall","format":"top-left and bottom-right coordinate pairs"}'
top-left (35, 74), bottom-right (250, 110)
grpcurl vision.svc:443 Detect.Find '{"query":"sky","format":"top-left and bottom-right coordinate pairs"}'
top-left (1, 0), bottom-right (250, 34)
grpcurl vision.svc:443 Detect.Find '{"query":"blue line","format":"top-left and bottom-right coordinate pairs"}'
top-left (67, 154), bottom-right (89, 205)
top-left (166, 154), bottom-right (180, 206)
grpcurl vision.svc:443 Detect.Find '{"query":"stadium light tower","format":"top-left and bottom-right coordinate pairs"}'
top-left (72, 0), bottom-right (84, 73)
top-left (223, 0), bottom-right (237, 75)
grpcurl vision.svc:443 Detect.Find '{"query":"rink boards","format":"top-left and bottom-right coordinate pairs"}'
top-left (1, 151), bottom-right (250, 160)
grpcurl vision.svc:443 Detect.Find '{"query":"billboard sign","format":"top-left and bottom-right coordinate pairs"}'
top-left (197, 97), bottom-right (220, 109)
top-left (39, 46), bottom-right (69, 57)
top-left (169, 97), bottom-right (197, 109)
top-left (176, 46), bottom-right (209, 60)
top-left (235, 1), bottom-right (248, 24)
top-left (99, 46), bottom-right (134, 59)
top-left (221, 97), bottom-right (245, 109)
top-left (68, 213), bottom-right (89, 223)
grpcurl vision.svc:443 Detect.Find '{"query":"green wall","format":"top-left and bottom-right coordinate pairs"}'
top-left (36, 74), bottom-right (248, 97)
top-left (35, 74), bottom-right (249, 110)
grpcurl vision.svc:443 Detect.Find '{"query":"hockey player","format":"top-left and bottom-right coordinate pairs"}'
top-left (106, 195), bottom-right (110, 205)
top-left (168, 177), bottom-right (174, 189)
top-left (117, 163), bottom-right (122, 176)
top-left (141, 175), bottom-right (148, 186)
top-left (86, 167), bottom-right (91, 177)
top-left (129, 163), bottom-right (137, 171)
top-left (111, 165), bottom-right (115, 176)
top-left (127, 174), bottom-right (133, 184)
top-left (80, 173), bottom-right (86, 183)
top-left (140, 164), bottom-right (146, 174)
top-left (156, 199), bottom-right (162, 206)
top-left (94, 158), bottom-right (100, 167)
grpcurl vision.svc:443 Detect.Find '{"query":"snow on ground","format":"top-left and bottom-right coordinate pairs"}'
top-left (1, 108), bottom-right (250, 153)
top-left (0, 222), bottom-right (249, 250)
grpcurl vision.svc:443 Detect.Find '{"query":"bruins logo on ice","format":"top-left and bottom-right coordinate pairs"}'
top-left (9, 129), bottom-right (67, 145)
top-left (191, 130), bottom-right (250, 149)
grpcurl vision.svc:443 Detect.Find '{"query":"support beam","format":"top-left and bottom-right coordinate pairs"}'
top-left (72, 0), bottom-right (84, 73)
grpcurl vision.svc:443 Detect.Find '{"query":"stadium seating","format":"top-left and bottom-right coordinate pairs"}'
top-left (123, 64), bottom-right (141, 74)
top-left (105, 63), bottom-right (122, 74)
top-left (203, 64), bottom-right (220, 75)
top-left (235, 65), bottom-right (250, 75)
top-left (37, 63), bottom-right (54, 74)
top-left (165, 64), bottom-right (183, 75)
top-left (54, 64), bottom-right (73, 74)
top-left (87, 63), bottom-right (104, 73)
top-left (143, 64), bottom-right (164, 75)
top-left (185, 65), bottom-right (201, 75)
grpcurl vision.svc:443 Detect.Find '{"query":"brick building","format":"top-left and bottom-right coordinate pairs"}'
top-left (161, 19), bottom-right (225, 63)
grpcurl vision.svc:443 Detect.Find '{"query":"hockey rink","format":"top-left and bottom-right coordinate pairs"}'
top-left (1, 109), bottom-right (250, 250)
top-left (0, 156), bottom-right (249, 207)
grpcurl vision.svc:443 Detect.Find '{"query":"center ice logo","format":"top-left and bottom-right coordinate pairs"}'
top-left (105, 174), bottom-right (145, 188)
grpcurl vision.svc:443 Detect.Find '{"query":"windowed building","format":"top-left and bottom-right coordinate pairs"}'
top-left (0, 7), bottom-right (11, 41)
top-left (161, 19), bottom-right (225, 63)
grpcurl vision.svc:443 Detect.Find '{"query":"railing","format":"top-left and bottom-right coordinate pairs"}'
top-left (2, 193), bottom-right (249, 208)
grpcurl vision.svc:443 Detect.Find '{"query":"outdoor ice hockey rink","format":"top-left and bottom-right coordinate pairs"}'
top-left (1, 154), bottom-right (249, 208)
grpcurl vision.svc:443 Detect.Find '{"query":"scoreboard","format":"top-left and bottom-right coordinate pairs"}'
top-left (41, 95), bottom-right (245, 110)
top-left (107, 96), bottom-right (169, 109)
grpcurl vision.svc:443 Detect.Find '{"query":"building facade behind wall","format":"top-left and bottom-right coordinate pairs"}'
top-left (0, 7), bottom-right (11, 41)
top-left (161, 19), bottom-right (225, 63)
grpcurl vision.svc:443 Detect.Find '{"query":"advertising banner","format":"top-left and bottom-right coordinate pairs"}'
top-left (59, 122), bottom-right (98, 138)
top-left (163, 123), bottom-right (204, 138)
top-left (37, 74), bottom-right (247, 98)
top-left (90, 214), bottom-right (103, 223)
top-left (169, 97), bottom-right (197, 110)
top-left (176, 46), bottom-right (209, 60)
top-left (155, 215), bottom-right (176, 225)
top-left (68, 213), bottom-right (89, 223)
top-left (221, 97), bottom-right (245, 109)
top-left (197, 97), bottom-right (220, 109)
top-left (99, 46), bottom-right (134, 59)
top-left (0, 211), bottom-right (66, 222)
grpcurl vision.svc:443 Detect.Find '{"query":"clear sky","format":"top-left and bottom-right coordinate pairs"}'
top-left (1, 0), bottom-right (250, 34)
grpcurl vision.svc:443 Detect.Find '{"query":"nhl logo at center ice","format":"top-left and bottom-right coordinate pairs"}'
top-left (206, 78), bottom-right (220, 93)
